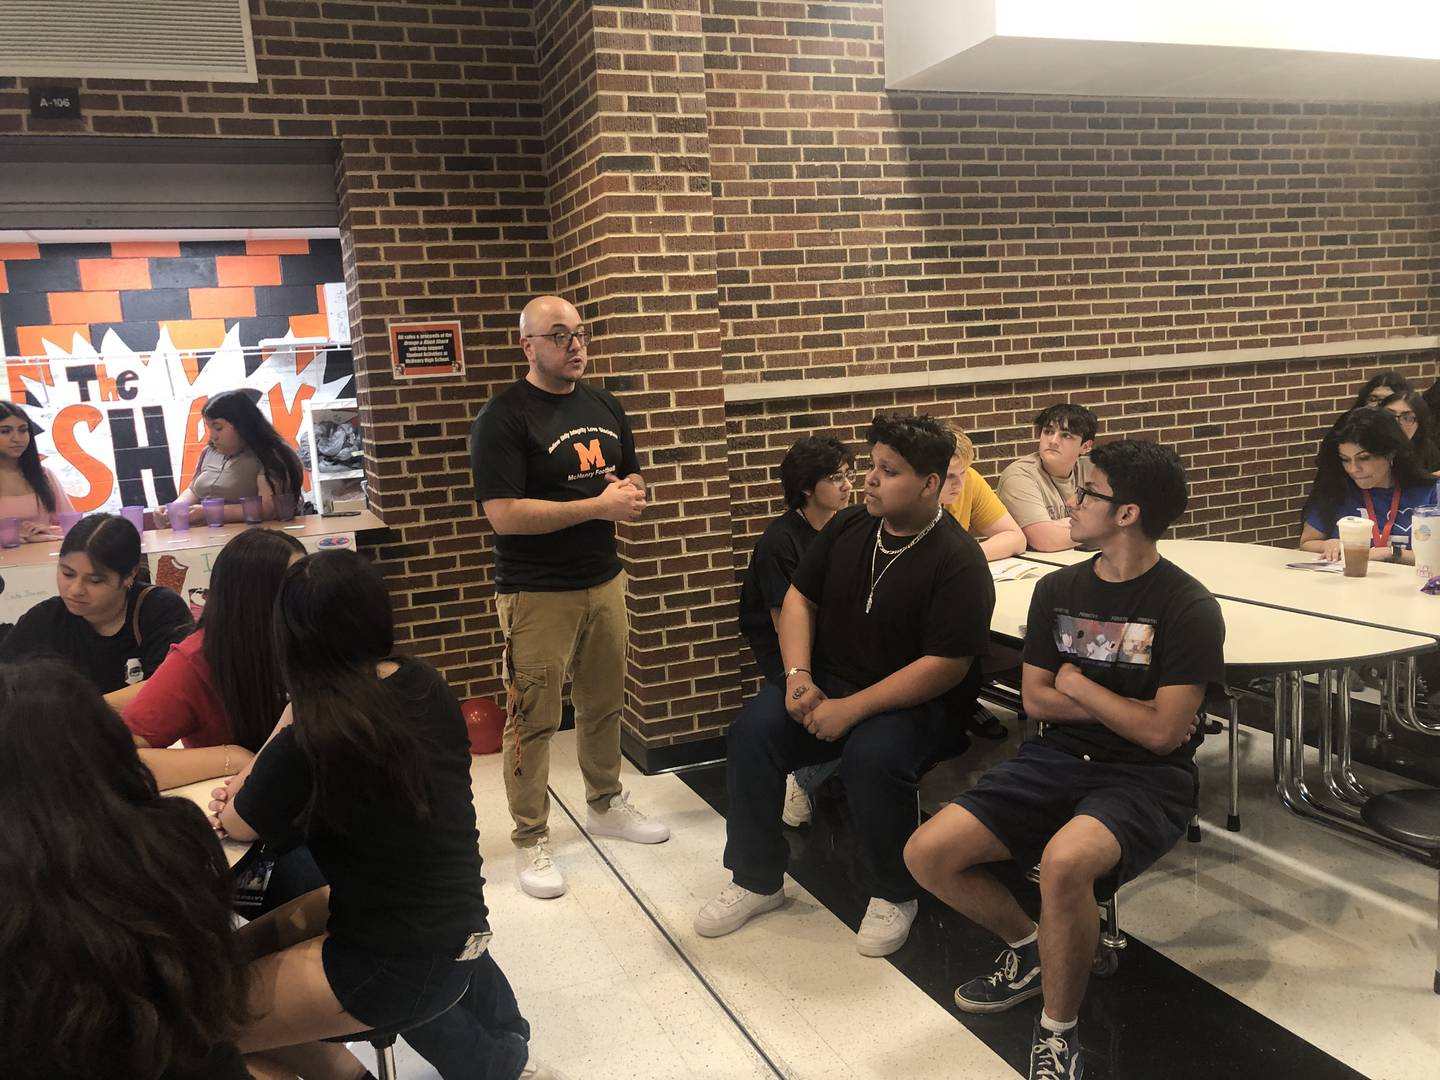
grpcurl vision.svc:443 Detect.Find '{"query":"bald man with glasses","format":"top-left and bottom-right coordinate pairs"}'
top-left (470, 295), bottom-right (669, 901)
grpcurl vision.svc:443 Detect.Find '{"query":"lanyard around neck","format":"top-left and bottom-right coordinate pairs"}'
top-left (1360, 486), bottom-right (1402, 548)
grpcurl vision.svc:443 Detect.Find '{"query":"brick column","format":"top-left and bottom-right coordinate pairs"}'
top-left (534, 0), bottom-right (740, 764)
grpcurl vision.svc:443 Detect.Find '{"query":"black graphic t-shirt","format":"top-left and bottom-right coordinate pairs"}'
top-left (1023, 556), bottom-right (1226, 767)
top-left (738, 508), bottom-right (818, 682)
top-left (790, 505), bottom-right (994, 699)
top-left (470, 378), bottom-right (640, 592)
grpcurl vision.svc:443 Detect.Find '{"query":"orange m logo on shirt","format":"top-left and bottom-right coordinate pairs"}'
top-left (574, 439), bottom-right (607, 471)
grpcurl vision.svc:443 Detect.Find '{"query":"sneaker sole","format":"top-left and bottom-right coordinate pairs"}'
top-left (586, 821), bottom-right (671, 844)
top-left (694, 891), bottom-right (785, 937)
top-left (953, 981), bottom-right (1042, 1014)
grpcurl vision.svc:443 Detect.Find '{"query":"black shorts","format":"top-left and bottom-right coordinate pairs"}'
top-left (322, 935), bottom-right (479, 1031)
top-left (950, 737), bottom-right (1196, 885)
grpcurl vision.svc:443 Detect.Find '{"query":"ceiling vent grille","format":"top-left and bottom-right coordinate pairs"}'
top-left (0, 0), bottom-right (257, 83)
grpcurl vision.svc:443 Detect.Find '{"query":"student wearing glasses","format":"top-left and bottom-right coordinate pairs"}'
top-left (997, 404), bottom-right (1099, 553)
top-left (1352, 370), bottom-right (1414, 410)
top-left (906, 440), bottom-right (1224, 1080)
top-left (1379, 389), bottom-right (1440, 474)
top-left (737, 435), bottom-right (855, 828)
top-left (470, 295), bottom-right (668, 903)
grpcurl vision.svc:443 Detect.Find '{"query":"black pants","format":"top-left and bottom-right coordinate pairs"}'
top-left (723, 673), bottom-right (965, 903)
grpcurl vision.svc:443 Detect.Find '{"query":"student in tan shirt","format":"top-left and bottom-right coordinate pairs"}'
top-left (996, 404), bottom-right (1098, 552)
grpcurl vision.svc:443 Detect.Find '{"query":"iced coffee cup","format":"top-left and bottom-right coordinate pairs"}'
top-left (1336, 515), bottom-right (1373, 578)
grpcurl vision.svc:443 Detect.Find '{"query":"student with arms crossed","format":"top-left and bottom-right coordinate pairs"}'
top-left (997, 404), bottom-right (1098, 553)
top-left (697, 414), bottom-right (994, 958)
top-left (905, 440), bottom-right (1225, 1080)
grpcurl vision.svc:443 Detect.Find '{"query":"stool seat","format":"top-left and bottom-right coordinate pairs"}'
top-left (1361, 789), bottom-right (1440, 859)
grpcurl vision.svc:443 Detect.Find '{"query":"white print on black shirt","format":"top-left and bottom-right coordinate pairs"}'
top-left (1054, 612), bottom-right (1156, 668)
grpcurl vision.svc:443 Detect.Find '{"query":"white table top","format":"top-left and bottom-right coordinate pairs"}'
top-left (163, 779), bottom-right (250, 867)
top-left (990, 568), bottom-right (1435, 673)
top-left (1020, 539), bottom-right (1440, 641)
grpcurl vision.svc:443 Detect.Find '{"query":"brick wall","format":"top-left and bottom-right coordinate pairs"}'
top-left (1, 0), bottom-right (1437, 758)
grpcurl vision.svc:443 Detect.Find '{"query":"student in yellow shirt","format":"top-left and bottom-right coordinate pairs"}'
top-left (941, 429), bottom-right (1027, 560)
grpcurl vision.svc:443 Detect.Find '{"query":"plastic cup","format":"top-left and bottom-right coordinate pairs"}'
top-left (273, 492), bottom-right (299, 522)
top-left (241, 494), bottom-right (263, 523)
top-left (202, 497), bottom-right (227, 528)
top-left (58, 510), bottom-right (84, 536)
top-left (0, 516), bottom-right (20, 549)
top-left (166, 500), bottom-right (191, 533)
top-left (1336, 515), bottom-right (1372, 578)
top-left (1412, 505), bottom-right (1440, 580)
top-left (120, 504), bottom-right (145, 536)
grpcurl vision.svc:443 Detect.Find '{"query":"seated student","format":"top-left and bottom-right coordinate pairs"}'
top-left (1299, 407), bottom-right (1438, 565)
top-left (0, 401), bottom-right (75, 542)
top-left (0, 658), bottom-right (267, 1080)
top-left (904, 439), bottom-right (1225, 1080)
top-left (1352, 369), bottom-right (1413, 410)
top-left (997, 404), bottom-right (1098, 552)
top-left (212, 550), bottom-right (565, 1080)
top-left (157, 390), bottom-right (304, 528)
top-left (124, 528), bottom-right (305, 791)
top-left (738, 435), bottom-right (855, 686)
top-left (0, 514), bottom-right (192, 701)
top-left (1379, 389), bottom-right (1440, 474)
top-left (695, 414), bottom-right (994, 957)
top-left (941, 428), bottom-right (1026, 560)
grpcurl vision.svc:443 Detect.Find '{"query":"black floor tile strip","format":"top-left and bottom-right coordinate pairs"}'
top-left (678, 764), bottom-right (1374, 1080)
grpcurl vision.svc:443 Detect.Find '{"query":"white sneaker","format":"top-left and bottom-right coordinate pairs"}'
top-left (515, 839), bottom-right (566, 899)
top-left (519, 1051), bottom-right (571, 1079)
top-left (856, 897), bottom-right (918, 957)
top-left (694, 882), bottom-right (785, 938)
top-left (781, 773), bottom-right (812, 828)
top-left (587, 792), bottom-right (670, 844)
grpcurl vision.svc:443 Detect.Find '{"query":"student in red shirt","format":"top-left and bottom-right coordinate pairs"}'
top-left (125, 528), bottom-right (306, 790)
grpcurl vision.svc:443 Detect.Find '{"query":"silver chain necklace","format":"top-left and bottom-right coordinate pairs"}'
top-left (867, 508), bottom-right (943, 614)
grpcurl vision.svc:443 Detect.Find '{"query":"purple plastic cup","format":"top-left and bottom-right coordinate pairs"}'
top-left (58, 510), bottom-right (84, 537)
top-left (0, 516), bottom-right (20, 549)
top-left (273, 492), bottom-right (299, 521)
top-left (241, 494), bottom-right (263, 523)
top-left (202, 497), bottom-right (226, 528)
top-left (167, 500), bottom-right (191, 533)
top-left (120, 504), bottom-right (145, 535)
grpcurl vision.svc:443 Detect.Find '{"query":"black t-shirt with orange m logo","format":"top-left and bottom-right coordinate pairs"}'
top-left (470, 378), bottom-right (640, 591)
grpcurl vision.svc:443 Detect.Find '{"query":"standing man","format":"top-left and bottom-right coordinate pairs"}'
top-left (997, 404), bottom-right (1099, 552)
top-left (905, 439), bottom-right (1225, 1080)
top-left (696, 414), bottom-right (994, 957)
top-left (470, 295), bottom-right (669, 900)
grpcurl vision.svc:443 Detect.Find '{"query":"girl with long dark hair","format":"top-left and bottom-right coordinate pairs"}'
top-left (213, 550), bottom-right (561, 1080)
top-left (158, 390), bottom-right (305, 528)
top-left (124, 527), bottom-right (306, 790)
top-left (1351, 369), bottom-right (1413, 410)
top-left (1299, 407), bottom-right (1438, 563)
top-left (0, 658), bottom-right (258, 1080)
top-left (1379, 388), bottom-right (1440, 474)
top-left (0, 400), bottom-right (75, 541)
top-left (0, 513), bottom-right (192, 697)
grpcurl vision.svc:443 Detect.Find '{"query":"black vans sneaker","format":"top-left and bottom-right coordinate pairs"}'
top-left (953, 940), bottom-right (1042, 1013)
top-left (1029, 1019), bottom-right (1083, 1080)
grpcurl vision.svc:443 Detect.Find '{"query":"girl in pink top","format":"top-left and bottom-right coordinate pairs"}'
top-left (125, 527), bottom-right (307, 789)
top-left (0, 401), bottom-right (74, 541)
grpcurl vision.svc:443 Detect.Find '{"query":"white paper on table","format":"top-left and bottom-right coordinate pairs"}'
top-left (1284, 558), bottom-right (1346, 574)
top-left (990, 558), bottom-right (1042, 582)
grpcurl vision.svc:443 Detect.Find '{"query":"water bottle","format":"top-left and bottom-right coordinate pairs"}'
top-left (1412, 482), bottom-right (1440, 581)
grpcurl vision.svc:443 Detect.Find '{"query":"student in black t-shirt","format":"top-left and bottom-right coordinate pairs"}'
top-left (470, 294), bottom-right (669, 903)
top-left (0, 659), bottom-right (256, 1080)
top-left (0, 513), bottom-right (192, 701)
top-left (212, 551), bottom-right (565, 1080)
top-left (905, 440), bottom-right (1225, 1080)
top-left (697, 414), bottom-right (994, 958)
top-left (738, 435), bottom-right (855, 828)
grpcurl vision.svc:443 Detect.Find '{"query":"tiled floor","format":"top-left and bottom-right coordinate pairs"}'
top-left (382, 719), bottom-right (1438, 1080)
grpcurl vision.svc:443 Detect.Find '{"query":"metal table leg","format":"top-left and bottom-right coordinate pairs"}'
top-left (1395, 656), bottom-right (1440, 735)
top-left (1226, 691), bottom-right (1241, 832)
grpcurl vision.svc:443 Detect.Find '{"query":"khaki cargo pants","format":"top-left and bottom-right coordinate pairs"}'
top-left (497, 571), bottom-right (627, 847)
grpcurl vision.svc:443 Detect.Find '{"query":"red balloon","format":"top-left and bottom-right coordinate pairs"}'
top-left (462, 697), bottom-right (505, 755)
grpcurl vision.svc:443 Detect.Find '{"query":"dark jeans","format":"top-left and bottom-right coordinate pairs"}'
top-left (723, 673), bottom-right (966, 903)
top-left (402, 952), bottom-right (531, 1080)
